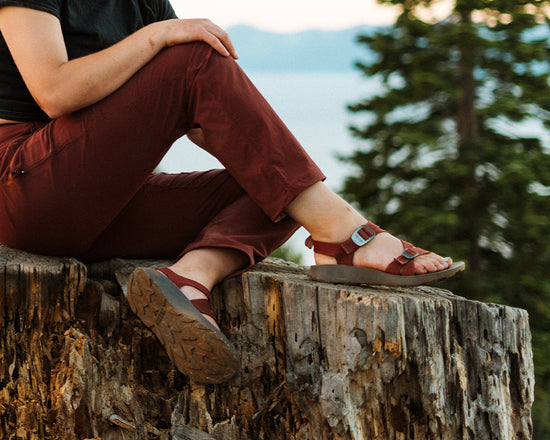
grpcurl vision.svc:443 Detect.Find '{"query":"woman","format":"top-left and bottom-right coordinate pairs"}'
top-left (0, 1), bottom-right (463, 383)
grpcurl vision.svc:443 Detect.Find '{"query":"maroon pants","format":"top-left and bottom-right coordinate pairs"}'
top-left (0, 43), bottom-right (325, 273)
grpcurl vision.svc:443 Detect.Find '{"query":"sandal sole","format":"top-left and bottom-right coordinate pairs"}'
top-left (127, 268), bottom-right (239, 384)
top-left (309, 261), bottom-right (465, 286)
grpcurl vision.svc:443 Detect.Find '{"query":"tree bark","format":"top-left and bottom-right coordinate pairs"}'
top-left (0, 245), bottom-right (533, 439)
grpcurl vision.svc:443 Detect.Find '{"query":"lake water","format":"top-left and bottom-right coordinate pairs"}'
top-left (158, 70), bottom-right (378, 263)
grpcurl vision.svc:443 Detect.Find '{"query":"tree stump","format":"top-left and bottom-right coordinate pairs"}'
top-left (0, 245), bottom-right (534, 439)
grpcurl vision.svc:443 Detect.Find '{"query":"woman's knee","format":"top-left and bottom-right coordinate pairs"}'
top-left (152, 42), bottom-right (219, 77)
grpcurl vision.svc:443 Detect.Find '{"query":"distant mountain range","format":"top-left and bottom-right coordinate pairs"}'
top-left (227, 25), bottom-right (379, 72)
top-left (228, 23), bottom-right (550, 72)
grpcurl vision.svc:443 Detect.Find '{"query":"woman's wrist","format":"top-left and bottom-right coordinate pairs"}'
top-left (144, 20), bottom-right (172, 52)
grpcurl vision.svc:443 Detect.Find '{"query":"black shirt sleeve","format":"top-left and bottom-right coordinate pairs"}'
top-left (0, 0), bottom-right (60, 18)
top-left (0, 0), bottom-right (180, 122)
top-left (155, 0), bottom-right (178, 20)
top-left (137, 0), bottom-right (177, 24)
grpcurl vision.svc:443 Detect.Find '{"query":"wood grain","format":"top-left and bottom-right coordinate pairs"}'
top-left (0, 247), bottom-right (533, 439)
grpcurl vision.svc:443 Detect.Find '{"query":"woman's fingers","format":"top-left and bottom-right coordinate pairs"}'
top-left (165, 19), bottom-right (238, 59)
top-left (203, 21), bottom-right (238, 59)
top-left (199, 27), bottom-right (235, 58)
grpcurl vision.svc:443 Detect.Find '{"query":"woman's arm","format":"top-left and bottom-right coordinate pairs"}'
top-left (0, 7), bottom-right (237, 119)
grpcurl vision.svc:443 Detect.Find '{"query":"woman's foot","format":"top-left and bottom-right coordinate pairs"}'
top-left (127, 267), bottom-right (239, 384)
top-left (156, 267), bottom-right (222, 323)
top-left (305, 221), bottom-right (464, 286)
top-left (165, 247), bottom-right (248, 329)
top-left (313, 227), bottom-right (452, 275)
top-left (286, 182), bottom-right (463, 285)
top-left (178, 284), bottom-right (220, 329)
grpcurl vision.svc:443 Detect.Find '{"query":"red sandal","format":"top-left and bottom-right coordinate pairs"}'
top-left (127, 267), bottom-right (239, 384)
top-left (305, 221), bottom-right (465, 286)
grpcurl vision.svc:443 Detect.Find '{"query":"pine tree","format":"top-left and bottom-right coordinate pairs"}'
top-left (343, 1), bottom-right (550, 435)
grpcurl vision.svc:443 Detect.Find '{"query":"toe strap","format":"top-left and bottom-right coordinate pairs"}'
top-left (385, 241), bottom-right (430, 276)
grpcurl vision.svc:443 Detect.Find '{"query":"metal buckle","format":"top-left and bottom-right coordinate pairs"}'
top-left (351, 224), bottom-right (376, 247)
top-left (402, 248), bottom-right (419, 259)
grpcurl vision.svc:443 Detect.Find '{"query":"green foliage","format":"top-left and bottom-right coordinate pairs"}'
top-left (270, 244), bottom-right (303, 265)
top-left (344, 1), bottom-right (550, 436)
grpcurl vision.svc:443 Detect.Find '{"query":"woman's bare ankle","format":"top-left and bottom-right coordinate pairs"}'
top-left (168, 247), bottom-right (248, 291)
top-left (285, 182), bottom-right (367, 243)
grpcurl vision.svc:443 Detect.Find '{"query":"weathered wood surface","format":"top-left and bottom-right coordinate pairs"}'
top-left (0, 245), bottom-right (534, 439)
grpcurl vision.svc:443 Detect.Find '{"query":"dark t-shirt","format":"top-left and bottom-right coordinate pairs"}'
top-left (0, 0), bottom-right (177, 121)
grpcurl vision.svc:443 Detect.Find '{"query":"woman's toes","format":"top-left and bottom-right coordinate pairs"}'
top-left (430, 255), bottom-right (452, 272)
top-left (414, 253), bottom-right (449, 273)
top-left (418, 265), bottom-right (429, 274)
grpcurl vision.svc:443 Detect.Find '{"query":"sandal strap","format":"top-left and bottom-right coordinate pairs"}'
top-left (385, 240), bottom-right (430, 275)
top-left (157, 267), bottom-right (210, 298)
top-left (157, 267), bottom-right (215, 320)
top-left (305, 223), bottom-right (432, 274)
top-left (189, 298), bottom-right (215, 320)
top-left (305, 221), bottom-right (386, 265)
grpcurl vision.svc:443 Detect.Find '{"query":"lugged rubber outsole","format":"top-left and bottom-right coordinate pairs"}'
top-left (127, 268), bottom-right (239, 384)
top-left (309, 261), bottom-right (465, 286)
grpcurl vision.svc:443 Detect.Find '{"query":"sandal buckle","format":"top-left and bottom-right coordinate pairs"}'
top-left (402, 248), bottom-right (419, 259)
top-left (351, 224), bottom-right (376, 247)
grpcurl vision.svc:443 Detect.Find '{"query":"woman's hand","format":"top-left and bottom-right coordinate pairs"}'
top-left (162, 19), bottom-right (238, 59)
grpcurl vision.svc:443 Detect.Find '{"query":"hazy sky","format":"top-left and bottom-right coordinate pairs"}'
top-left (170, 0), bottom-right (403, 32)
